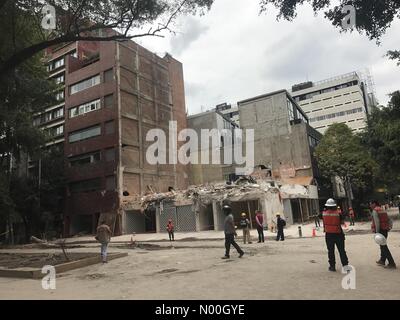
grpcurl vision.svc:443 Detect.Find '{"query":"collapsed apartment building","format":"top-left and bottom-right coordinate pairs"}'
top-left (31, 29), bottom-right (323, 236)
top-left (120, 89), bottom-right (323, 234)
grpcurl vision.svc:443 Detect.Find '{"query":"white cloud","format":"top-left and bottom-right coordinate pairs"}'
top-left (138, 0), bottom-right (400, 113)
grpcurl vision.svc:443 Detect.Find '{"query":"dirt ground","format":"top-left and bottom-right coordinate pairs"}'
top-left (0, 252), bottom-right (97, 269)
top-left (0, 229), bottom-right (400, 300)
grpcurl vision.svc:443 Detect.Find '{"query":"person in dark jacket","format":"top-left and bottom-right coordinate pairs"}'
top-left (96, 221), bottom-right (112, 263)
top-left (222, 205), bottom-right (244, 259)
top-left (275, 213), bottom-right (286, 241)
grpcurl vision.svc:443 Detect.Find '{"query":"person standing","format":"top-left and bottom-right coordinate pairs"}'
top-left (349, 207), bottom-right (356, 226)
top-left (255, 210), bottom-right (265, 243)
top-left (370, 201), bottom-right (396, 269)
top-left (313, 210), bottom-right (321, 228)
top-left (222, 205), bottom-right (244, 259)
top-left (321, 199), bottom-right (349, 272)
top-left (239, 213), bottom-right (252, 244)
top-left (167, 219), bottom-right (175, 242)
top-left (276, 213), bottom-right (286, 241)
top-left (96, 221), bottom-right (112, 263)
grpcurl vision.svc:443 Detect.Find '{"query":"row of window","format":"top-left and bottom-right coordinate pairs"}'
top-left (69, 176), bottom-right (116, 193)
top-left (287, 98), bottom-right (308, 123)
top-left (46, 124), bottom-right (64, 138)
top-left (47, 51), bottom-right (78, 73)
top-left (309, 107), bottom-right (364, 123)
top-left (294, 80), bottom-right (359, 102)
top-left (33, 107), bottom-right (64, 126)
top-left (70, 74), bottom-right (101, 95)
top-left (69, 149), bottom-right (115, 168)
top-left (68, 121), bottom-right (115, 143)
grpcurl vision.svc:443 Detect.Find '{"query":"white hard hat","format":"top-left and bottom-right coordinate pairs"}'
top-left (325, 198), bottom-right (337, 207)
top-left (374, 233), bottom-right (387, 246)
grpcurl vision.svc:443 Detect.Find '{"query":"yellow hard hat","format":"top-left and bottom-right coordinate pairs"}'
top-left (275, 212), bottom-right (282, 216)
top-left (241, 212), bottom-right (247, 217)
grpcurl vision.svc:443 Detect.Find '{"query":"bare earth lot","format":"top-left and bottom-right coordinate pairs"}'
top-left (0, 225), bottom-right (399, 300)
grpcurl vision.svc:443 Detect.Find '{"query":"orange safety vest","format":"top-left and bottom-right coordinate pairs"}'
top-left (322, 209), bottom-right (342, 234)
top-left (371, 207), bottom-right (390, 232)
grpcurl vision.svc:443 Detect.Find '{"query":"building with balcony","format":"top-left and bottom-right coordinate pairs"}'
top-left (36, 35), bottom-right (189, 236)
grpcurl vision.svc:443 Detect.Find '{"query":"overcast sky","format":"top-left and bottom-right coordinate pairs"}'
top-left (136, 0), bottom-right (400, 115)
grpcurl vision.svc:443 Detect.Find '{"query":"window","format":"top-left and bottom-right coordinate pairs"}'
top-left (104, 94), bottom-right (114, 108)
top-left (105, 148), bottom-right (115, 162)
top-left (55, 90), bottom-right (65, 101)
top-left (69, 151), bottom-right (101, 167)
top-left (53, 74), bottom-right (65, 85)
top-left (70, 75), bottom-right (100, 95)
top-left (104, 69), bottom-right (114, 83)
top-left (47, 125), bottom-right (64, 138)
top-left (69, 125), bottom-right (101, 143)
top-left (106, 176), bottom-right (116, 191)
top-left (105, 121), bottom-right (115, 135)
top-left (70, 178), bottom-right (102, 193)
top-left (287, 99), bottom-right (295, 121)
top-left (69, 99), bottom-right (101, 118)
top-left (48, 57), bottom-right (65, 72)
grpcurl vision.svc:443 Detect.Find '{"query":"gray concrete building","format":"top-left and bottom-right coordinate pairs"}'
top-left (290, 71), bottom-right (376, 134)
top-left (238, 90), bottom-right (322, 223)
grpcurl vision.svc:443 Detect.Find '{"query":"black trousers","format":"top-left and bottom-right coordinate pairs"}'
top-left (325, 233), bottom-right (349, 267)
top-left (225, 233), bottom-right (244, 257)
top-left (168, 231), bottom-right (174, 241)
top-left (276, 227), bottom-right (284, 241)
top-left (257, 226), bottom-right (264, 242)
top-left (379, 230), bottom-right (395, 265)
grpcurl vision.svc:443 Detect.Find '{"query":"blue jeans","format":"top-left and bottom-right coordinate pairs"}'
top-left (101, 243), bottom-right (109, 262)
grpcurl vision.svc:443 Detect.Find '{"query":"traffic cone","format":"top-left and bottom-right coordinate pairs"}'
top-left (312, 228), bottom-right (316, 238)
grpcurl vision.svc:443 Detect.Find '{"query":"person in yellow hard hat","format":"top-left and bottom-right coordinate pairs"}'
top-left (239, 213), bottom-right (252, 244)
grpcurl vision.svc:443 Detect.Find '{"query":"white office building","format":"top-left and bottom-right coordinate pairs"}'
top-left (290, 71), bottom-right (377, 134)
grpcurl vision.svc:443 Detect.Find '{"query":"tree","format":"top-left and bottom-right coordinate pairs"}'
top-left (0, 0), bottom-right (214, 74)
top-left (314, 123), bottom-right (378, 207)
top-left (361, 91), bottom-right (400, 197)
top-left (259, 0), bottom-right (400, 63)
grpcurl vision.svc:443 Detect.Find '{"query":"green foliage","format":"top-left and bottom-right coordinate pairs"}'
top-left (0, 0), bottom-right (214, 73)
top-left (361, 91), bottom-right (400, 194)
top-left (314, 123), bottom-right (378, 189)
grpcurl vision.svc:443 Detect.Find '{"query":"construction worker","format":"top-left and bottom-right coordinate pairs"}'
top-left (313, 210), bottom-right (321, 228)
top-left (222, 205), bottom-right (244, 259)
top-left (255, 210), bottom-right (265, 243)
top-left (322, 199), bottom-right (349, 272)
top-left (95, 221), bottom-right (112, 263)
top-left (239, 213), bottom-right (252, 244)
top-left (275, 213), bottom-right (286, 241)
top-left (370, 201), bottom-right (396, 269)
top-left (166, 219), bottom-right (175, 242)
top-left (349, 207), bottom-right (356, 226)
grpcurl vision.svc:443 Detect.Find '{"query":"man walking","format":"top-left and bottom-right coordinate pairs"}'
top-left (239, 212), bottom-right (252, 244)
top-left (222, 205), bottom-right (244, 259)
top-left (276, 213), bottom-right (286, 241)
top-left (371, 201), bottom-right (396, 269)
top-left (322, 199), bottom-right (349, 272)
top-left (313, 210), bottom-right (321, 228)
top-left (96, 221), bottom-right (112, 263)
top-left (255, 210), bottom-right (265, 243)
